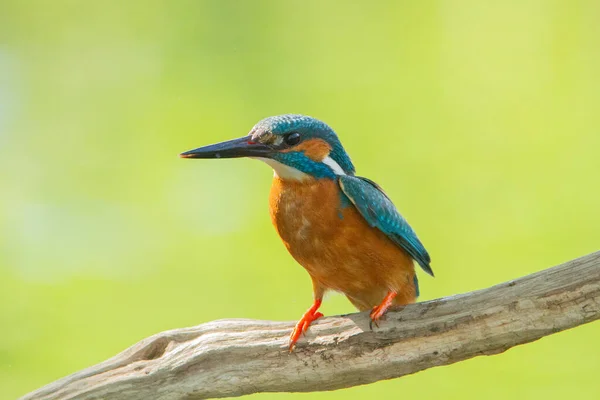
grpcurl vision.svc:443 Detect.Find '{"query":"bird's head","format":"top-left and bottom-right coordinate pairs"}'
top-left (180, 114), bottom-right (355, 180)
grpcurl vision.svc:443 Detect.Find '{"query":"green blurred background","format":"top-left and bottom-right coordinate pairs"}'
top-left (1, 1), bottom-right (599, 399)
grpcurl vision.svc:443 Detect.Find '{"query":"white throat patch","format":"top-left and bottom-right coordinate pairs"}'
top-left (254, 157), bottom-right (310, 181)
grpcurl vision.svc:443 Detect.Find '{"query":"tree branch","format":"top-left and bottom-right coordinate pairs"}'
top-left (21, 251), bottom-right (600, 400)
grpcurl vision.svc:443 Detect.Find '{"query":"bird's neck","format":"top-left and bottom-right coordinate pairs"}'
top-left (256, 157), bottom-right (313, 181)
top-left (266, 150), bottom-right (343, 180)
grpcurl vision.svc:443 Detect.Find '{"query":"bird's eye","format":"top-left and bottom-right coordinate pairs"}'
top-left (284, 132), bottom-right (301, 146)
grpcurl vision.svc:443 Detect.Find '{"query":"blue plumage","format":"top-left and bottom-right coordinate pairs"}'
top-left (252, 114), bottom-right (356, 175)
top-left (254, 115), bottom-right (433, 278)
top-left (414, 275), bottom-right (420, 297)
top-left (338, 175), bottom-right (434, 277)
top-left (181, 113), bottom-right (433, 349)
top-left (271, 152), bottom-right (337, 179)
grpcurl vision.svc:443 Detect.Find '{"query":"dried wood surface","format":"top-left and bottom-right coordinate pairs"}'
top-left (21, 251), bottom-right (600, 400)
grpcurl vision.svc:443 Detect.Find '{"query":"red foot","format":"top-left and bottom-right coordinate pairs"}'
top-left (289, 299), bottom-right (323, 351)
top-left (370, 291), bottom-right (397, 327)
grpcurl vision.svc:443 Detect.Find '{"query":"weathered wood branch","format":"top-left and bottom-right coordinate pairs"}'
top-left (22, 251), bottom-right (600, 400)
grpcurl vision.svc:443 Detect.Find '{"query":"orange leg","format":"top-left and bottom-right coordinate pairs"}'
top-left (370, 291), bottom-right (397, 327)
top-left (289, 298), bottom-right (323, 351)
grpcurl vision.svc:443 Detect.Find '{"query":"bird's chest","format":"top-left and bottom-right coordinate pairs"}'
top-left (268, 177), bottom-right (412, 296)
top-left (269, 177), bottom-right (345, 269)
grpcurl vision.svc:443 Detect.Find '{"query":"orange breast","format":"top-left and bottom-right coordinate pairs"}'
top-left (269, 177), bottom-right (417, 310)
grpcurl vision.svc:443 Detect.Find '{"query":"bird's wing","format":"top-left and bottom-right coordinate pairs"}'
top-left (338, 175), bottom-right (433, 276)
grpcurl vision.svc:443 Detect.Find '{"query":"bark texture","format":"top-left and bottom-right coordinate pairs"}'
top-left (21, 251), bottom-right (600, 400)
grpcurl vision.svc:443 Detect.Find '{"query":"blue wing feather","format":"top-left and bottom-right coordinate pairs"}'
top-left (338, 175), bottom-right (433, 277)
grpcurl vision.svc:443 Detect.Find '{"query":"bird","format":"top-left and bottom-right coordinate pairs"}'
top-left (180, 114), bottom-right (433, 351)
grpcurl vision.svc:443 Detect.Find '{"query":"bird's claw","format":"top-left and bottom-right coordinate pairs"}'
top-left (289, 310), bottom-right (323, 352)
top-left (369, 305), bottom-right (386, 330)
top-left (369, 291), bottom-right (397, 330)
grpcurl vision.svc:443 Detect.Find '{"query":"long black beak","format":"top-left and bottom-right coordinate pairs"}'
top-left (180, 136), bottom-right (272, 159)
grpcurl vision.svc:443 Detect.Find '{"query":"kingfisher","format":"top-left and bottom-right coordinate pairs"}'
top-left (180, 114), bottom-right (433, 350)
